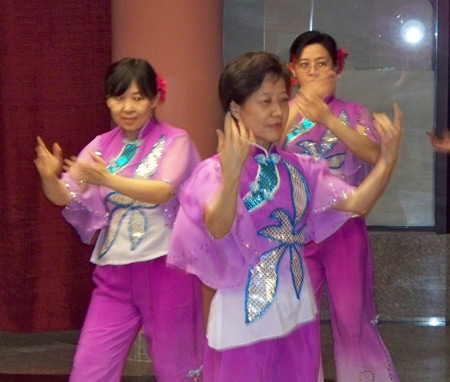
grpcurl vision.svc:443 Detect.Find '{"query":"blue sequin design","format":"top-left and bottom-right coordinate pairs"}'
top-left (107, 141), bottom-right (140, 174)
top-left (294, 110), bottom-right (351, 170)
top-left (243, 152), bottom-right (281, 212)
top-left (285, 118), bottom-right (316, 144)
top-left (245, 160), bottom-right (310, 323)
top-left (98, 136), bottom-right (165, 258)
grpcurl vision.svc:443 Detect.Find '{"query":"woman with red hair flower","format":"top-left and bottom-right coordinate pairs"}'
top-left (282, 31), bottom-right (400, 382)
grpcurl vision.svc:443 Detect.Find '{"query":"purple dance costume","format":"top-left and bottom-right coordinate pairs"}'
top-left (61, 118), bottom-right (204, 382)
top-left (168, 143), bottom-right (356, 382)
top-left (284, 96), bottom-right (399, 382)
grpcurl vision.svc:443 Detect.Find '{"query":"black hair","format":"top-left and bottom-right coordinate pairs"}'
top-left (219, 52), bottom-right (290, 112)
top-left (289, 31), bottom-right (338, 66)
top-left (104, 58), bottom-right (157, 99)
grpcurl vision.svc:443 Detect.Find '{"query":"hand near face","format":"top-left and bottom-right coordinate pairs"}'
top-left (427, 128), bottom-right (450, 154)
top-left (292, 89), bottom-right (334, 127)
top-left (373, 103), bottom-right (403, 167)
top-left (34, 136), bottom-right (63, 179)
top-left (216, 112), bottom-right (254, 183)
top-left (64, 152), bottom-right (109, 188)
top-left (299, 68), bottom-right (337, 99)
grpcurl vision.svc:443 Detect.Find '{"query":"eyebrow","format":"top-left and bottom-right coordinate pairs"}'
top-left (299, 56), bottom-right (329, 61)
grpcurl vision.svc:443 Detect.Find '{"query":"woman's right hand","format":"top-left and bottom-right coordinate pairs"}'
top-left (216, 112), bottom-right (254, 184)
top-left (373, 103), bottom-right (403, 167)
top-left (34, 136), bottom-right (63, 179)
top-left (299, 68), bottom-right (337, 99)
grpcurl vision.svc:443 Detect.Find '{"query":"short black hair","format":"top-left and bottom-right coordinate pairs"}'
top-left (219, 51), bottom-right (290, 112)
top-left (104, 58), bottom-right (157, 99)
top-left (289, 31), bottom-right (338, 66)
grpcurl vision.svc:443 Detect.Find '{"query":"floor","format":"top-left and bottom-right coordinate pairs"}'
top-left (0, 323), bottom-right (448, 381)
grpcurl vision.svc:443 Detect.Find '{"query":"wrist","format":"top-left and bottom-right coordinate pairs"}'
top-left (322, 112), bottom-right (339, 129)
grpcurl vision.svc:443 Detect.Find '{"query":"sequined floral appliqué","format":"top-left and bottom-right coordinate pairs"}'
top-left (294, 110), bottom-right (351, 169)
top-left (245, 160), bottom-right (310, 323)
top-left (98, 136), bottom-right (165, 258)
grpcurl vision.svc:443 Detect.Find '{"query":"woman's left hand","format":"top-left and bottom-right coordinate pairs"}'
top-left (64, 152), bottom-right (110, 187)
top-left (293, 90), bottom-right (335, 126)
top-left (373, 103), bottom-right (403, 166)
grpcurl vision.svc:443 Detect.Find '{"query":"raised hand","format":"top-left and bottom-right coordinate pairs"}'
top-left (373, 103), bottom-right (403, 167)
top-left (292, 89), bottom-right (334, 126)
top-left (64, 152), bottom-right (109, 187)
top-left (34, 136), bottom-right (63, 179)
top-left (299, 68), bottom-right (337, 99)
top-left (427, 127), bottom-right (450, 153)
top-left (216, 112), bottom-right (254, 184)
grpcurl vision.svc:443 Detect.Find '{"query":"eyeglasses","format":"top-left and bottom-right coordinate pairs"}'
top-left (295, 61), bottom-right (332, 72)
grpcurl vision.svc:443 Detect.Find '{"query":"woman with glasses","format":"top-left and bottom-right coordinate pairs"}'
top-left (282, 31), bottom-right (400, 382)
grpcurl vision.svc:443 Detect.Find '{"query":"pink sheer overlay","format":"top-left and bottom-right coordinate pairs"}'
top-left (61, 119), bottom-right (200, 244)
top-left (168, 149), bottom-right (355, 290)
top-left (285, 97), bottom-right (380, 186)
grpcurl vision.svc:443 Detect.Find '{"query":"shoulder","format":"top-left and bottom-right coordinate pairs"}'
top-left (332, 97), bottom-right (369, 114)
top-left (280, 149), bottom-right (329, 179)
top-left (279, 148), bottom-right (316, 169)
top-left (191, 155), bottom-right (221, 177)
top-left (179, 155), bottom-right (221, 197)
top-left (91, 126), bottom-right (121, 148)
top-left (157, 120), bottom-right (191, 139)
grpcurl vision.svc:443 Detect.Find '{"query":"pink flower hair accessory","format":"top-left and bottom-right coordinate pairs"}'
top-left (336, 48), bottom-right (348, 74)
top-left (156, 72), bottom-right (167, 104)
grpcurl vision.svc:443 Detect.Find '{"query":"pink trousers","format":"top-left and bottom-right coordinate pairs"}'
top-left (304, 217), bottom-right (399, 382)
top-left (202, 320), bottom-right (320, 382)
top-left (69, 256), bottom-right (204, 382)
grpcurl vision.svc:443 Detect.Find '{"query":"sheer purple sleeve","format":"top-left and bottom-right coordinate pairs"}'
top-left (304, 158), bottom-right (355, 243)
top-left (167, 158), bottom-right (260, 289)
top-left (343, 104), bottom-right (380, 186)
top-left (154, 131), bottom-right (201, 227)
top-left (153, 132), bottom-right (201, 190)
top-left (60, 136), bottom-right (109, 244)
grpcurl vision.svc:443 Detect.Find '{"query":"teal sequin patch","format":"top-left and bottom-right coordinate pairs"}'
top-left (244, 153), bottom-right (280, 212)
top-left (285, 118), bottom-right (315, 144)
top-left (107, 142), bottom-right (140, 174)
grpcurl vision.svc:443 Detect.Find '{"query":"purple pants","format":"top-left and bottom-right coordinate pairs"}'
top-left (202, 320), bottom-right (320, 382)
top-left (69, 256), bottom-right (204, 382)
top-left (304, 217), bottom-right (399, 382)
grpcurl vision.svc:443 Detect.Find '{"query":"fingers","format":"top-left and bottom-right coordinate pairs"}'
top-left (89, 151), bottom-right (106, 166)
top-left (52, 142), bottom-right (63, 162)
top-left (236, 115), bottom-right (248, 142)
top-left (216, 129), bottom-right (224, 153)
top-left (373, 112), bottom-right (395, 141)
top-left (392, 103), bottom-right (403, 135)
top-left (223, 112), bottom-right (232, 143)
top-left (36, 136), bottom-right (46, 148)
top-left (35, 136), bottom-right (49, 155)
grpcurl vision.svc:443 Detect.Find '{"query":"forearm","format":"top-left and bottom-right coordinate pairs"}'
top-left (103, 174), bottom-right (174, 204)
top-left (325, 115), bottom-right (380, 164)
top-left (204, 175), bottom-right (240, 239)
top-left (40, 175), bottom-right (72, 206)
top-left (334, 158), bottom-right (394, 215)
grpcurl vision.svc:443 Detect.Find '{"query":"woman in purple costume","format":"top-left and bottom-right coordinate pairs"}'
top-left (34, 58), bottom-right (204, 382)
top-left (284, 30), bottom-right (400, 382)
top-left (167, 51), bottom-right (402, 382)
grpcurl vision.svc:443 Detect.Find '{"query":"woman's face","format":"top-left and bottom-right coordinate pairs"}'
top-left (291, 43), bottom-right (335, 86)
top-left (106, 80), bottom-right (158, 140)
top-left (233, 75), bottom-right (288, 149)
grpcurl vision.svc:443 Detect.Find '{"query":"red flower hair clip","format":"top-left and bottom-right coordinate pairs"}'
top-left (156, 72), bottom-right (167, 104)
top-left (336, 48), bottom-right (348, 74)
top-left (287, 62), bottom-right (300, 95)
